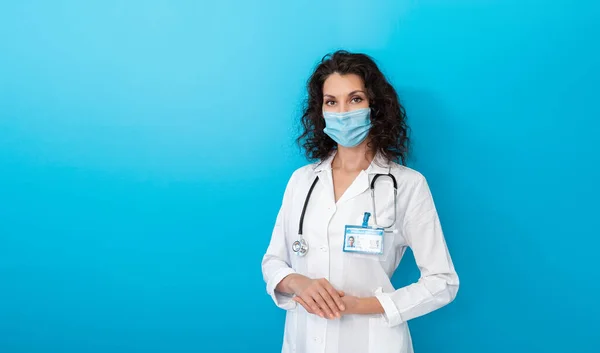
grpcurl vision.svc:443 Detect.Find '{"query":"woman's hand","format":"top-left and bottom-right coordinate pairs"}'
top-left (341, 295), bottom-right (386, 316)
top-left (339, 295), bottom-right (361, 315)
top-left (287, 275), bottom-right (346, 319)
top-left (296, 294), bottom-right (360, 316)
top-left (296, 294), bottom-right (385, 318)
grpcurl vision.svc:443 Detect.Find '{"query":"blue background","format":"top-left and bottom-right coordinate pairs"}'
top-left (1, 1), bottom-right (598, 352)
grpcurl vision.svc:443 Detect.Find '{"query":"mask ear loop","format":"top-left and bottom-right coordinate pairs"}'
top-left (370, 104), bottom-right (381, 118)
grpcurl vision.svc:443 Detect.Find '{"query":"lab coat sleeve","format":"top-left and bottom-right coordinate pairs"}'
top-left (375, 175), bottom-right (459, 327)
top-left (261, 171), bottom-right (298, 310)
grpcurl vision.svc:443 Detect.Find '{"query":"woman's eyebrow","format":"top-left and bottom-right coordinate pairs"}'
top-left (323, 90), bottom-right (366, 98)
top-left (348, 90), bottom-right (366, 96)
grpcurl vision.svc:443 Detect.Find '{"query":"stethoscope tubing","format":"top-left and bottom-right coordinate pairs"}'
top-left (293, 173), bottom-right (398, 257)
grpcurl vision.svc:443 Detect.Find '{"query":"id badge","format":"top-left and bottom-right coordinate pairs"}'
top-left (343, 225), bottom-right (385, 255)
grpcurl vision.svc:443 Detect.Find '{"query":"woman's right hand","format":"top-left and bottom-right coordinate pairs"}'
top-left (287, 275), bottom-right (346, 319)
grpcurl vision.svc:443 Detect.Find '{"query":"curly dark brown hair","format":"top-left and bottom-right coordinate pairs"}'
top-left (297, 50), bottom-right (410, 165)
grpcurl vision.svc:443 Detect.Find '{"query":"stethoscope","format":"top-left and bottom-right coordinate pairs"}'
top-left (292, 173), bottom-right (398, 257)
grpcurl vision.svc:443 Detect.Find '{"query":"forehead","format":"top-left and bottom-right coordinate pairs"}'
top-left (322, 73), bottom-right (365, 95)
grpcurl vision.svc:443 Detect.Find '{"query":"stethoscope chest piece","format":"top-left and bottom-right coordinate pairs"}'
top-left (292, 238), bottom-right (308, 257)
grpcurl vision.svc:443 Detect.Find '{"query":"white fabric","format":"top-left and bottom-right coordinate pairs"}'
top-left (261, 151), bottom-right (459, 353)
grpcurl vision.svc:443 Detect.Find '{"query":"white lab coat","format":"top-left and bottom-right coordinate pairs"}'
top-left (261, 151), bottom-right (459, 353)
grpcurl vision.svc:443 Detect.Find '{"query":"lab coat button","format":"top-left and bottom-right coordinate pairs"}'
top-left (320, 246), bottom-right (328, 252)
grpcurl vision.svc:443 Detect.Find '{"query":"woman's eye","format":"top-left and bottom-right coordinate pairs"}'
top-left (351, 97), bottom-right (363, 103)
top-left (325, 100), bottom-right (336, 106)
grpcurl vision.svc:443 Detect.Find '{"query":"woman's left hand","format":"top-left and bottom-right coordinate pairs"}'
top-left (293, 290), bottom-right (345, 318)
top-left (294, 294), bottom-right (383, 318)
top-left (294, 293), bottom-right (362, 318)
top-left (339, 295), bottom-right (385, 316)
top-left (339, 295), bottom-right (361, 315)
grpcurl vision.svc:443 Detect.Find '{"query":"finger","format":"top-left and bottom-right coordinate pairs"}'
top-left (294, 297), bottom-right (314, 314)
top-left (338, 290), bottom-right (345, 297)
top-left (320, 280), bottom-right (345, 312)
top-left (303, 295), bottom-right (324, 318)
top-left (328, 287), bottom-right (345, 312)
top-left (311, 290), bottom-right (334, 319)
top-left (317, 287), bottom-right (340, 318)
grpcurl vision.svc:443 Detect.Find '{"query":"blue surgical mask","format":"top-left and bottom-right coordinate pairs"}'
top-left (323, 108), bottom-right (372, 147)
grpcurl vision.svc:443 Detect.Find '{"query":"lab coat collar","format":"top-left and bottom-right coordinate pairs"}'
top-left (313, 149), bottom-right (391, 175)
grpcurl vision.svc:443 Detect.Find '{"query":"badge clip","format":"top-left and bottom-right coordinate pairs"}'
top-left (362, 212), bottom-right (371, 228)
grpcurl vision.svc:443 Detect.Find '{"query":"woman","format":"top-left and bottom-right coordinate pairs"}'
top-left (261, 50), bottom-right (459, 353)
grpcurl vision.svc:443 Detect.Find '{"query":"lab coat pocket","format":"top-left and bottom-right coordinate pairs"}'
top-left (368, 316), bottom-right (407, 353)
